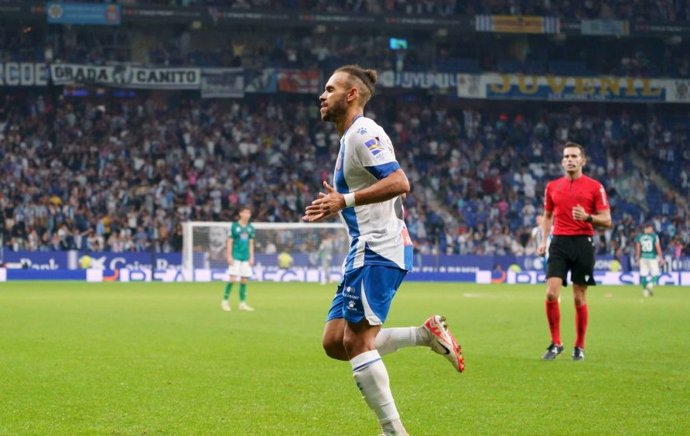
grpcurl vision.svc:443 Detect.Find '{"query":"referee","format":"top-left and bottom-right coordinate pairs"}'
top-left (537, 143), bottom-right (612, 361)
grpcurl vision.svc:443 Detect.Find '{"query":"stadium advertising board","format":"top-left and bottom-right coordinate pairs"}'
top-left (456, 73), bottom-right (686, 103)
top-left (115, 266), bottom-right (341, 283)
top-left (2, 251), bottom-right (181, 271)
top-left (506, 270), bottom-right (690, 286)
top-left (121, 5), bottom-right (204, 22)
top-left (204, 8), bottom-right (470, 30)
top-left (4, 267), bottom-right (690, 286)
top-left (632, 21), bottom-right (690, 36)
top-left (475, 15), bottom-right (560, 34)
top-left (6, 251), bottom-right (689, 272)
top-left (46, 2), bottom-right (121, 26)
top-left (3, 252), bottom-right (690, 285)
top-left (84, 266), bottom-right (489, 283)
top-left (3, 269), bottom-right (101, 281)
top-left (580, 19), bottom-right (630, 36)
top-left (2, 251), bottom-right (69, 270)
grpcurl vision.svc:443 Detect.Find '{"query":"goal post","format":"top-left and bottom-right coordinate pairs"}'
top-left (182, 221), bottom-right (349, 282)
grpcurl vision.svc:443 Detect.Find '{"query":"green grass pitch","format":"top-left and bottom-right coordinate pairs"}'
top-left (1, 281), bottom-right (689, 435)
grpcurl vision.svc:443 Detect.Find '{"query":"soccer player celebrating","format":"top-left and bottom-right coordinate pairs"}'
top-left (303, 65), bottom-right (464, 436)
top-left (537, 143), bottom-right (612, 361)
top-left (635, 224), bottom-right (664, 297)
top-left (221, 206), bottom-right (255, 312)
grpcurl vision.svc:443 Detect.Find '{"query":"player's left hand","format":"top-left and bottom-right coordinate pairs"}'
top-left (302, 181), bottom-right (344, 222)
top-left (572, 204), bottom-right (588, 221)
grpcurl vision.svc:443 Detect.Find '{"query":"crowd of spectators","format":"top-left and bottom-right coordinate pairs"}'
top-left (1, 91), bottom-right (688, 264)
top-left (405, 104), bottom-right (689, 263)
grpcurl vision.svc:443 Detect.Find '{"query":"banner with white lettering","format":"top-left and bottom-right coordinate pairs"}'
top-left (379, 70), bottom-right (457, 89)
top-left (128, 67), bottom-right (200, 89)
top-left (50, 64), bottom-right (125, 85)
top-left (201, 68), bottom-right (245, 98)
top-left (456, 73), bottom-right (677, 103)
top-left (49, 64), bottom-right (200, 89)
top-left (0, 62), bottom-right (49, 86)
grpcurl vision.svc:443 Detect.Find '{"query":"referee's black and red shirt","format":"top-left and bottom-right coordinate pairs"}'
top-left (544, 175), bottom-right (609, 237)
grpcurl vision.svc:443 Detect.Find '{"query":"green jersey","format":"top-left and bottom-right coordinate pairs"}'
top-left (635, 233), bottom-right (658, 259)
top-left (228, 221), bottom-right (255, 261)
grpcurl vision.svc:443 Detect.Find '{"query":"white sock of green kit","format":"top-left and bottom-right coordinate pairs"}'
top-left (351, 350), bottom-right (406, 435)
top-left (375, 327), bottom-right (431, 356)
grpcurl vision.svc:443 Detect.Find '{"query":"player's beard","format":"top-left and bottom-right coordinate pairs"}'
top-left (321, 95), bottom-right (348, 123)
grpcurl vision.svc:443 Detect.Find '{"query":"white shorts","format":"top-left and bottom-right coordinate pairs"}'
top-left (639, 258), bottom-right (660, 277)
top-left (228, 260), bottom-right (253, 278)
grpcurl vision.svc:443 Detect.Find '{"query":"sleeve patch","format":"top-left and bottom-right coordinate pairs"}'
top-left (364, 138), bottom-right (384, 156)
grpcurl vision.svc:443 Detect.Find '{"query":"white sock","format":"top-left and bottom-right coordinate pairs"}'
top-left (351, 350), bottom-right (406, 435)
top-left (375, 326), bottom-right (431, 356)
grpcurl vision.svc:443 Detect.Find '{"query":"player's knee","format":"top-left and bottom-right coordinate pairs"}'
top-left (573, 288), bottom-right (587, 305)
top-left (545, 278), bottom-right (562, 301)
top-left (342, 333), bottom-right (376, 359)
top-left (545, 287), bottom-right (560, 301)
top-left (322, 338), bottom-right (347, 361)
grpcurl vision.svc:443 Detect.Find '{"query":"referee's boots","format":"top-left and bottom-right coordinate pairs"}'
top-left (542, 343), bottom-right (564, 360)
top-left (572, 346), bottom-right (585, 361)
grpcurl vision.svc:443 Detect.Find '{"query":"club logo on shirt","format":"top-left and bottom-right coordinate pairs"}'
top-left (364, 137), bottom-right (384, 156)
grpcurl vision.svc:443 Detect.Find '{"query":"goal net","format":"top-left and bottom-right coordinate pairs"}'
top-left (182, 221), bottom-right (349, 282)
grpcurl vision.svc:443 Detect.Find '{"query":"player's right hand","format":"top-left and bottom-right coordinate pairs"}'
top-left (537, 244), bottom-right (546, 256)
top-left (302, 181), bottom-right (342, 222)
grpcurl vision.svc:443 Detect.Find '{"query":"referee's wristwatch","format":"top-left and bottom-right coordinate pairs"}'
top-left (585, 215), bottom-right (594, 223)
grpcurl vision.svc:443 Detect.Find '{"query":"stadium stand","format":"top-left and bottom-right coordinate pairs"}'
top-left (0, 0), bottom-right (688, 262)
top-left (1, 93), bottom-right (688, 258)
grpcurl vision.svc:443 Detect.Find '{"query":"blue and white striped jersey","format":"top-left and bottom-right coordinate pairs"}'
top-left (334, 115), bottom-right (413, 273)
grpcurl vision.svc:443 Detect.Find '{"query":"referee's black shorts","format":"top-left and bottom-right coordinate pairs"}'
top-left (546, 235), bottom-right (596, 286)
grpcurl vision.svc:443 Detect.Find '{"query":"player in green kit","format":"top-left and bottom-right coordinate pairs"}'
top-left (221, 206), bottom-right (256, 312)
top-left (635, 224), bottom-right (664, 297)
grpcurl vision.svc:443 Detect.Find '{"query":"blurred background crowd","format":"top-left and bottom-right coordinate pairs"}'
top-left (1, 0), bottom-right (688, 264)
